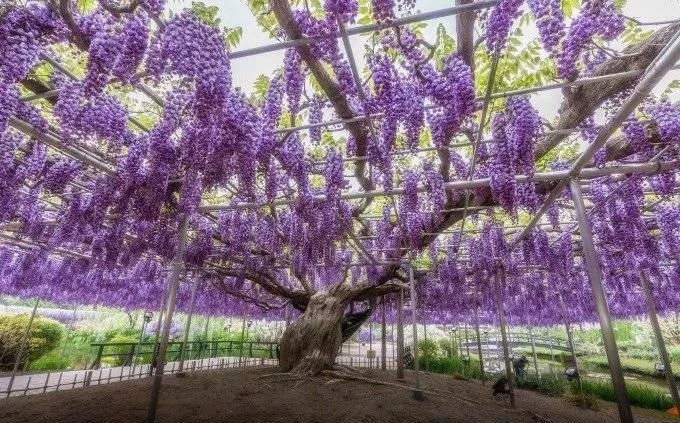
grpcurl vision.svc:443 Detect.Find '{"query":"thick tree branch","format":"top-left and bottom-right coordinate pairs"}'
top-left (349, 280), bottom-right (409, 301)
top-left (455, 0), bottom-right (476, 70)
top-left (269, 0), bottom-right (375, 215)
top-left (535, 22), bottom-right (680, 158)
top-left (54, 0), bottom-right (90, 50)
top-left (99, 0), bottom-right (144, 15)
top-left (204, 262), bottom-right (310, 310)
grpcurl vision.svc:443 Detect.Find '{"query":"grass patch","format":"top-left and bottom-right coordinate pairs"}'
top-left (583, 356), bottom-right (680, 380)
top-left (516, 375), bottom-right (567, 396)
top-left (420, 356), bottom-right (485, 381)
top-left (576, 379), bottom-right (673, 411)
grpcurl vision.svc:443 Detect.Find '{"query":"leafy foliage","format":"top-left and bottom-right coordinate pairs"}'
top-left (0, 314), bottom-right (63, 370)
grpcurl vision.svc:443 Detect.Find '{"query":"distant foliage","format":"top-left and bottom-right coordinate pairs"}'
top-left (0, 314), bottom-right (63, 370)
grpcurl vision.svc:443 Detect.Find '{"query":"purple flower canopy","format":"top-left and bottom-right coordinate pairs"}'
top-left (0, 0), bottom-right (677, 326)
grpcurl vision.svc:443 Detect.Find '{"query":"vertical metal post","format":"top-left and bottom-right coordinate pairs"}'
top-left (145, 216), bottom-right (189, 423)
top-left (381, 302), bottom-right (387, 370)
top-left (6, 298), bottom-right (39, 397)
top-left (409, 265), bottom-right (424, 400)
top-left (559, 296), bottom-right (580, 378)
top-left (464, 320), bottom-right (470, 356)
top-left (178, 277), bottom-right (200, 373)
top-left (640, 271), bottom-right (680, 410)
top-left (457, 328), bottom-right (464, 357)
top-left (570, 178), bottom-right (633, 423)
top-left (396, 288), bottom-right (405, 381)
top-left (529, 326), bottom-right (540, 379)
top-left (239, 314), bottom-right (246, 366)
top-left (150, 281), bottom-right (169, 377)
top-left (369, 320), bottom-right (374, 368)
top-left (494, 267), bottom-right (515, 408)
top-left (131, 313), bottom-right (149, 377)
top-left (473, 306), bottom-right (485, 384)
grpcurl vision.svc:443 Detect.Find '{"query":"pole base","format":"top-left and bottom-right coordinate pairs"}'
top-left (411, 389), bottom-right (425, 401)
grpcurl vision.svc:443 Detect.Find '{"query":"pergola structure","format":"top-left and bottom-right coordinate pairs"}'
top-left (0, 1), bottom-right (678, 422)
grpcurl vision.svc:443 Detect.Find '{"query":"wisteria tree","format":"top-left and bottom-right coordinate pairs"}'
top-left (0, 0), bottom-right (678, 376)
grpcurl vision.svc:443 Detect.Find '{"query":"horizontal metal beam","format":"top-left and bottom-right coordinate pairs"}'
top-left (8, 117), bottom-right (115, 174)
top-left (199, 160), bottom-right (677, 211)
top-left (230, 1), bottom-right (499, 60)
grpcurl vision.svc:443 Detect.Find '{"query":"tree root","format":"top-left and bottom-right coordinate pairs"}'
top-left (319, 370), bottom-right (482, 406)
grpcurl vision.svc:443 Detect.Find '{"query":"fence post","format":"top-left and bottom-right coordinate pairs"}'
top-left (381, 301), bottom-right (387, 371)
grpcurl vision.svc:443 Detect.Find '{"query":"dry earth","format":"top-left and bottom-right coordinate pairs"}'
top-left (0, 366), bottom-right (675, 423)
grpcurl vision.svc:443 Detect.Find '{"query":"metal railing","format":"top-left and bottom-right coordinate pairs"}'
top-left (88, 340), bottom-right (280, 370)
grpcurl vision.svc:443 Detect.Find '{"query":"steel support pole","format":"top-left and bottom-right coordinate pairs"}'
top-left (464, 320), bottom-right (470, 356)
top-left (570, 178), bottom-right (633, 423)
top-left (408, 265), bottom-right (424, 400)
top-left (559, 296), bottom-right (580, 378)
top-left (145, 217), bottom-right (189, 423)
top-left (369, 321), bottom-right (374, 368)
top-left (239, 313), bottom-right (246, 366)
top-left (640, 271), bottom-right (680, 410)
top-left (396, 288), bottom-right (405, 381)
top-left (474, 306), bottom-right (486, 384)
top-left (494, 268), bottom-right (516, 408)
top-left (150, 281), bottom-right (169, 377)
top-left (381, 302), bottom-right (387, 370)
top-left (529, 326), bottom-right (540, 379)
top-left (131, 314), bottom-right (149, 377)
top-left (178, 277), bottom-right (200, 373)
top-left (6, 299), bottom-right (39, 397)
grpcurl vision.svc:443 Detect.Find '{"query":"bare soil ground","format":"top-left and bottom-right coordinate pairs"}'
top-left (0, 366), bottom-right (675, 423)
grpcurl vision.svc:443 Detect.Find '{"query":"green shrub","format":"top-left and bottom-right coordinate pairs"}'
top-left (29, 352), bottom-right (71, 371)
top-left (437, 338), bottom-right (453, 357)
top-left (420, 355), bottom-right (484, 380)
top-left (577, 379), bottom-right (673, 411)
top-left (103, 326), bottom-right (140, 341)
top-left (583, 355), bottom-right (679, 380)
top-left (516, 375), bottom-right (567, 397)
top-left (0, 314), bottom-right (64, 370)
top-left (669, 347), bottom-right (680, 364)
top-left (100, 334), bottom-right (138, 366)
top-left (418, 339), bottom-right (439, 361)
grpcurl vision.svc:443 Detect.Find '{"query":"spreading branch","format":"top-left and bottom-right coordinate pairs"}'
top-left (269, 0), bottom-right (375, 216)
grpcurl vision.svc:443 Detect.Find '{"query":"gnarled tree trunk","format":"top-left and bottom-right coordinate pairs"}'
top-left (279, 285), bottom-right (372, 375)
